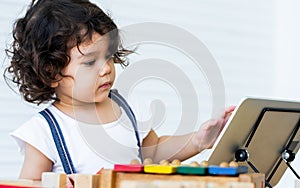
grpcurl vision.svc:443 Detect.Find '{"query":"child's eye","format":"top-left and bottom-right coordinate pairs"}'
top-left (84, 60), bottom-right (96, 66)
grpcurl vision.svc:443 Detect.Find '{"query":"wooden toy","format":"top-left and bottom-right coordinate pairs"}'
top-left (171, 159), bottom-right (181, 166)
top-left (0, 169), bottom-right (264, 188)
top-left (229, 161), bottom-right (239, 167)
top-left (200, 160), bottom-right (209, 167)
top-left (42, 172), bottom-right (100, 188)
top-left (119, 180), bottom-right (207, 188)
top-left (176, 165), bottom-right (207, 175)
top-left (113, 164), bottom-right (144, 173)
top-left (129, 159), bottom-right (140, 165)
top-left (0, 179), bottom-right (41, 188)
top-left (208, 165), bottom-right (248, 176)
top-left (142, 159), bottom-right (180, 174)
top-left (0, 159), bottom-right (264, 188)
top-left (205, 160), bottom-right (248, 176)
top-left (142, 159), bottom-right (179, 174)
top-left (219, 162), bottom-right (229, 167)
top-left (114, 159), bottom-right (249, 176)
top-left (113, 158), bottom-right (144, 173)
top-left (177, 160), bottom-right (209, 175)
top-left (119, 180), bottom-right (255, 188)
top-left (143, 158), bottom-right (153, 165)
top-left (159, 159), bottom-right (169, 166)
top-left (42, 172), bottom-right (66, 188)
top-left (189, 161), bottom-right (200, 167)
top-left (144, 164), bottom-right (178, 174)
top-left (103, 169), bottom-right (264, 188)
top-left (71, 174), bottom-right (100, 188)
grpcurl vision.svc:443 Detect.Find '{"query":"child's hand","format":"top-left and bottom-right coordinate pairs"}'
top-left (66, 174), bottom-right (75, 188)
top-left (192, 106), bottom-right (235, 152)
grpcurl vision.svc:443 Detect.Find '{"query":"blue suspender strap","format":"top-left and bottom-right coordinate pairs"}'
top-left (39, 109), bottom-right (76, 174)
top-left (109, 89), bottom-right (144, 163)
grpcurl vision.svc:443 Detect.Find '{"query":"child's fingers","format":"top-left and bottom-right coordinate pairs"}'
top-left (66, 174), bottom-right (75, 188)
top-left (225, 106), bottom-right (236, 113)
top-left (222, 106), bottom-right (236, 119)
top-left (218, 106), bottom-right (233, 120)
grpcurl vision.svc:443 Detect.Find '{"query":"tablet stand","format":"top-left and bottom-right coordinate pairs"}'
top-left (234, 107), bottom-right (300, 188)
top-left (234, 148), bottom-right (299, 188)
top-left (281, 150), bottom-right (299, 179)
top-left (235, 148), bottom-right (273, 188)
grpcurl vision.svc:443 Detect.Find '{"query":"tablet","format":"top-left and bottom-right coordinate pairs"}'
top-left (208, 97), bottom-right (300, 186)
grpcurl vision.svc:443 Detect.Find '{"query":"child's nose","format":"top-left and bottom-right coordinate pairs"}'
top-left (98, 60), bottom-right (111, 76)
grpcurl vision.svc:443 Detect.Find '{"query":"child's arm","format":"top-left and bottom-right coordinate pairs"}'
top-left (142, 106), bottom-right (235, 163)
top-left (19, 143), bottom-right (53, 180)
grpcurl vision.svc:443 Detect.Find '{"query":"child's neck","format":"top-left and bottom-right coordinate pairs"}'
top-left (53, 98), bottom-right (121, 124)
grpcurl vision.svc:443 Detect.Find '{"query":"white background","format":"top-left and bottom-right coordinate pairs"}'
top-left (0, 0), bottom-right (299, 187)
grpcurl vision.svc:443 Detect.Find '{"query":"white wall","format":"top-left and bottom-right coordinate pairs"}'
top-left (0, 0), bottom-right (299, 187)
top-left (273, 0), bottom-right (300, 187)
top-left (0, 0), bottom-right (38, 179)
top-left (274, 0), bottom-right (300, 100)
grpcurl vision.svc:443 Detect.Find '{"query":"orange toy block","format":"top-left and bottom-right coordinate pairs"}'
top-left (71, 174), bottom-right (100, 188)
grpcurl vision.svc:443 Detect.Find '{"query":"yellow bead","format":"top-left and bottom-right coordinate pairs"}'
top-left (171, 159), bottom-right (181, 166)
top-left (219, 162), bottom-right (229, 167)
top-left (200, 160), bottom-right (209, 167)
top-left (159, 160), bottom-right (170, 166)
top-left (229, 161), bottom-right (238, 167)
top-left (130, 159), bottom-right (140, 164)
top-left (143, 158), bottom-right (153, 165)
top-left (190, 161), bottom-right (200, 167)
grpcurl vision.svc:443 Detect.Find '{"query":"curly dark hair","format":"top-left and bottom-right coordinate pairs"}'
top-left (4, 0), bottom-right (132, 105)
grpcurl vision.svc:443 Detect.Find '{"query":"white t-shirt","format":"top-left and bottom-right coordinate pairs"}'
top-left (10, 104), bottom-right (152, 174)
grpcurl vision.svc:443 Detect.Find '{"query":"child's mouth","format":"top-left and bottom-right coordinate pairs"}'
top-left (99, 82), bottom-right (111, 89)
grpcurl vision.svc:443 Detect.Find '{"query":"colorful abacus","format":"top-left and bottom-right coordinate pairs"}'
top-left (113, 158), bottom-right (249, 176)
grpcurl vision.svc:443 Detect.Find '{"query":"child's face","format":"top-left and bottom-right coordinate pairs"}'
top-left (55, 32), bottom-right (116, 105)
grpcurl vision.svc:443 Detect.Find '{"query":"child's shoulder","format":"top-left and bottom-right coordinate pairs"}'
top-left (16, 105), bottom-right (63, 130)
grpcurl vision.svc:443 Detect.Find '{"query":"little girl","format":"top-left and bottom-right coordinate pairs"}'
top-left (4, 0), bottom-right (234, 181)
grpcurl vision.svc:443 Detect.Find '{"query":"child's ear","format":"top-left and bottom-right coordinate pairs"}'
top-left (50, 81), bottom-right (59, 88)
top-left (50, 73), bottom-right (61, 88)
